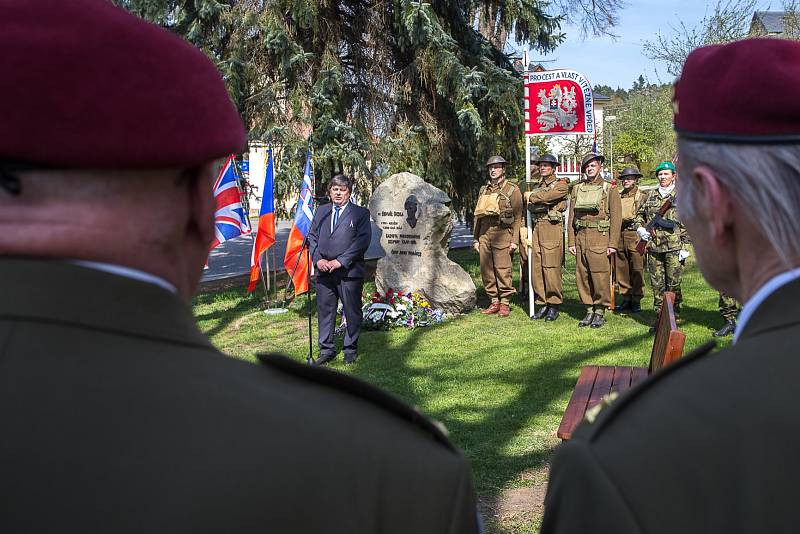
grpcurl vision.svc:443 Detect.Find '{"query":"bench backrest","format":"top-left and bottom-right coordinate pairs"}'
top-left (648, 291), bottom-right (685, 374)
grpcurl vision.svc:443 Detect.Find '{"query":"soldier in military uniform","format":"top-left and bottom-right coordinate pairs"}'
top-left (635, 161), bottom-right (689, 330)
top-left (567, 153), bottom-right (622, 328)
top-left (525, 154), bottom-right (569, 321)
top-left (614, 167), bottom-right (647, 313)
top-left (714, 292), bottom-right (740, 337)
top-left (473, 155), bottom-right (523, 317)
top-left (543, 38), bottom-right (800, 534)
top-left (0, 2), bottom-right (481, 532)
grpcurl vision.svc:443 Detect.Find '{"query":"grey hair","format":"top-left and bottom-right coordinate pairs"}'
top-left (677, 138), bottom-right (800, 266)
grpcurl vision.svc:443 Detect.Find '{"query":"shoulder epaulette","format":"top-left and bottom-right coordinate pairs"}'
top-left (256, 353), bottom-right (457, 451)
top-left (575, 341), bottom-right (717, 442)
top-left (502, 181), bottom-right (518, 196)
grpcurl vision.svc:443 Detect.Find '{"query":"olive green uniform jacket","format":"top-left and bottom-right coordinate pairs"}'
top-left (0, 259), bottom-right (479, 534)
top-left (542, 277), bottom-right (800, 533)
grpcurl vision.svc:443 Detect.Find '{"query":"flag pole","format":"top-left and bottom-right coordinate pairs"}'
top-left (523, 50), bottom-right (535, 319)
top-left (258, 146), bottom-right (286, 315)
top-left (306, 144), bottom-right (315, 365)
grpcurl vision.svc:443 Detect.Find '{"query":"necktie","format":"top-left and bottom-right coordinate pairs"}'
top-left (333, 206), bottom-right (340, 229)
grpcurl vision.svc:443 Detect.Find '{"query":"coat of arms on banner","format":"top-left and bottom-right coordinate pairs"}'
top-left (524, 69), bottom-right (595, 136)
top-left (536, 84), bottom-right (578, 131)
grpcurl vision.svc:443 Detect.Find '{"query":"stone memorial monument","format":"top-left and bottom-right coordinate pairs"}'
top-left (368, 172), bottom-right (476, 314)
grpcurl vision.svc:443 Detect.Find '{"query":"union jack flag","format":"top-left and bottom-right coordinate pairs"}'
top-left (209, 155), bottom-right (251, 252)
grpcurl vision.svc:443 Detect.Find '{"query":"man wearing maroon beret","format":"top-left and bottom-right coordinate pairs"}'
top-left (542, 38), bottom-right (800, 533)
top-left (0, 2), bottom-right (480, 533)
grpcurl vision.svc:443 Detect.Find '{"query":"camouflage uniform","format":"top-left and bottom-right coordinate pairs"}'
top-left (635, 187), bottom-right (687, 313)
top-left (719, 292), bottom-right (740, 322)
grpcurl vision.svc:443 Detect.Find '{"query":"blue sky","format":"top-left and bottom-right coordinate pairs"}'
top-left (509, 0), bottom-right (776, 89)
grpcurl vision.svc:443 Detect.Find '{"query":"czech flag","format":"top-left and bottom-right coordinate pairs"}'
top-left (283, 151), bottom-right (314, 296)
top-left (247, 149), bottom-right (276, 293)
top-left (209, 155), bottom-right (251, 253)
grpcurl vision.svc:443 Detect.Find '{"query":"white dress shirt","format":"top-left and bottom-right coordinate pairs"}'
top-left (330, 201), bottom-right (349, 232)
top-left (68, 259), bottom-right (177, 293)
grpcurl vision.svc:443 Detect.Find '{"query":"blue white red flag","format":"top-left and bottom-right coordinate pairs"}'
top-left (247, 149), bottom-right (277, 293)
top-left (283, 151), bottom-right (314, 296)
top-left (209, 155), bottom-right (251, 253)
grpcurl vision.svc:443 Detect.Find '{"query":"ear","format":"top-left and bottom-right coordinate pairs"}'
top-left (187, 161), bottom-right (217, 248)
top-left (693, 165), bottom-right (735, 243)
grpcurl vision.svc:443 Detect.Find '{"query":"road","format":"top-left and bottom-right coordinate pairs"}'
top-left (203, 219), bottom-right (474, 282)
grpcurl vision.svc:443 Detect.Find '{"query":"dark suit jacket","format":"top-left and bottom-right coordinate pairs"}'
top-left (308, 201), bottom-right (371, 279)
top-left (542, 277), bottom-right (800, 533)
top-left (0, 259), bottom-right (478, 533)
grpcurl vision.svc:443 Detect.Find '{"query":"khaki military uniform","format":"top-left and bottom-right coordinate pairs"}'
top-left (526, 175), bottom-right (569, 306)
top-left (474, 179), bottom-right (523, 305)
top-left (615, 185), bottom-right (646, 304)
top-left (567, 177), bottom-right (622, 315)
top-left (635, 188), bottom-right (687, 313)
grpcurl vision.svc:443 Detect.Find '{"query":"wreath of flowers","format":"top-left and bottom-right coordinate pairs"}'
top-left (362, 288), bottom-right (445, 330)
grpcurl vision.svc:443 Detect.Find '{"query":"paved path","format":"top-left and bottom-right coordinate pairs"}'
top-left (203, 219), bottom-right (474, 282)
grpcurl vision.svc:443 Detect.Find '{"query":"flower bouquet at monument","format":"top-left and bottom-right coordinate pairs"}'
top-left (362, 288), bottom-right (444, 330)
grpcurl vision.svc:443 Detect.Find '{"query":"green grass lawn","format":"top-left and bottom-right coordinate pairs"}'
top-left (193, 247), bottom-right (728, 532)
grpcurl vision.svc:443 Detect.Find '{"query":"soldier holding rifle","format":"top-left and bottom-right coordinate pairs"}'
top-left (635, 161), bottom-right (690, 331)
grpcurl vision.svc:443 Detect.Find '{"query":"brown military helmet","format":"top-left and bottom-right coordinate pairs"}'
top-left (619, 166), bottom-right (643, 179)
top-left (486, 155), bottom-right (507, 166)
top-left (580, 152), bottom-right (605, 173)
top-left (534, 153), bottom-right (560, 166)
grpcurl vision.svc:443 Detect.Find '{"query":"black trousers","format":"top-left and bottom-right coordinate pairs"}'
top-left (316, 272), bottom-right (364, 357)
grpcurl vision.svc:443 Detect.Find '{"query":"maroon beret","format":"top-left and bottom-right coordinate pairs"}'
top-left (2, 0), bottom-right (246, 169)
top-left (674, 38), bottom-right (800, 143)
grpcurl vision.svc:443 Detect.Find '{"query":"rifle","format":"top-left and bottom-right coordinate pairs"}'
top-left (609, 253), bottom-right (616, 310)
top-left (635, 198), bottom-right (673, 255)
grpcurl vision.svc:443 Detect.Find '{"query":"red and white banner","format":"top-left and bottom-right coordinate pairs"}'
top-left (524, 69), bottom-right (595, 136)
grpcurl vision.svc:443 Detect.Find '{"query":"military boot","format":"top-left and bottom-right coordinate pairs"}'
top-left (614, 297), bottom-right (631, 312)
top-left (481, 302), bottom-right (501, 315)
top-left (532, 305), bottom-right (548, 320)
top-left (713, 320), bottom-right (736, 337)
top-left (498, 303), bottom-right (510, 318)
top-left (590, 313), bottom-right (605, 328)
top-left (578, 312), bottom-right (594, 327)
top-left (545, 306), bottom-right (559, 322)
top-left (630, 299), bottom-right (642, 313)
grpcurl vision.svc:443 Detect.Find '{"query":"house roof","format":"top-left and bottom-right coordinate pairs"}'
top-left (752, 11), bottom-right (785, 34)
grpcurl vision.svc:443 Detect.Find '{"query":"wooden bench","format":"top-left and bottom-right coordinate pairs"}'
top-left (556, 292), bottom-right (685, 440)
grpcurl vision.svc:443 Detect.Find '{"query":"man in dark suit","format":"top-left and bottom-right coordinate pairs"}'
top-left (308, 174), bottom-right (372, 365)
top-left (0, 2), bottom-right (480, 532)
top-left (542, 38), bottom-right (800, 534)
